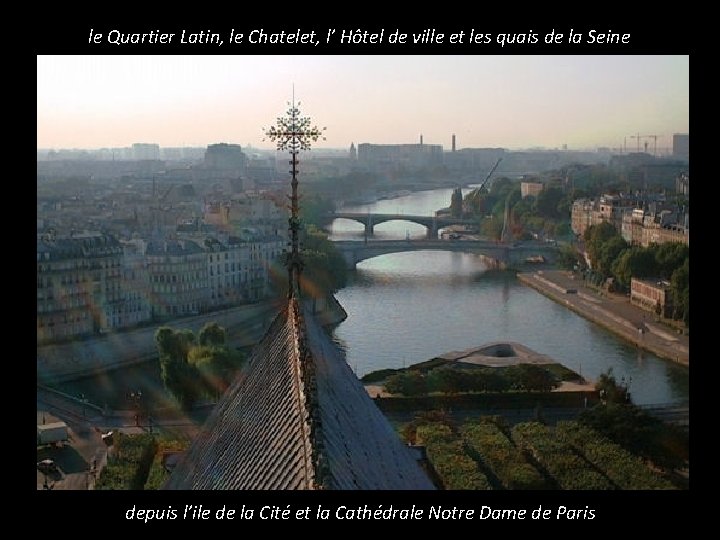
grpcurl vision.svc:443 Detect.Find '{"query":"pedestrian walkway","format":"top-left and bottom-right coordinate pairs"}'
top-left (518, 270), bottom-right (688, 366)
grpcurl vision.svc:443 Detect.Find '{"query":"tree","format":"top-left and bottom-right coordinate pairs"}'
top-left (594, 368), bottom-right (626, 404)
top-left (584, 222), bottom-right (618, 264)
top-left (155, 327), bottom-right (185, 365)
top-left (480, 216), bottom-right (503, 241)
top-left (554, 221), bottom-right (573, 239)
top-left (489, 177), bottom-right (513, 198)
top-left (515, 365), bottom-right (558, 392)
top-left (611, 246), bottom-right (659, 290)
top-left (511, 197), bottom-right (534, 225)
top-left (464, 189), bottom-right (495, 216)
top-left (670, 258), bottom-right (689, 325)
top-left (155, 325), bottom-right (245, 409)
top-left (557, 244), bottom-right (584, 270)
top-left (534, 186), bottom-right (564, 220)
top-left (579, 403), bottom-right (688, 471)
top-left (188, 345), bottom-right (240, 398)
top-left (584, 221), bottom-right (616, 246)
top-left (427, 367), bottom-right (468, 395)
top-left (299, 193), bottom-right (335, 227)
top-left (655, 242), bottom-right (689, 280)
top-left (198, 322), bottom-right (225, 347)
top-left (597, 236), bottom-right (627, 278)
top-left (157, 349), bottom-right (200, 411)
top-left (450, 187), bottom-right (463, 217)
top-left (384, 371), bottom-right (428, 397)
top-left (300, 225), bottom-right (348, 295)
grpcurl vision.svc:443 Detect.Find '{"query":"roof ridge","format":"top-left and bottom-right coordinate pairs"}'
top-left (290, 298), bottom-right (329, 489)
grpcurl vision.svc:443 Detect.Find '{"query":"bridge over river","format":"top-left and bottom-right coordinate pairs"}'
top-left (329, 212), bottom-right (477, 238)
top-left (332, 239), bottom-right (558, 270)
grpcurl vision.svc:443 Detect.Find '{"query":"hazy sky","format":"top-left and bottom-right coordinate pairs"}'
top-left (37, 55), bottom-right (688, 151)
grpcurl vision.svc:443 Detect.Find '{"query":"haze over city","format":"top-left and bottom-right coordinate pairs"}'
top-left (37, 55), bottom-right (688, 151)
top-left (37, 50), bottom-right (689, 494)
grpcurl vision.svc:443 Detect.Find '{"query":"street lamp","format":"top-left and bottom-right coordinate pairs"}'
top-left (129, 390), bottom-right (143, 427)
top-left (79, 393), bottom-right (88, 418)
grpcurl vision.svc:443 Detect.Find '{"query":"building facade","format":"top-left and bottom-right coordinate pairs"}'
top-left (576, 195), bottom-right (689, 247)
top-left (672, 133), bottom-right (689, 162)
top-left (676, 172), bottom-right (689, 197)
top-left (521, 182), bottom-right (544, 199)
top-left (204, 236), bottom-right (251, 309)
top-left (145, 239), bottom-right (209, 319)
top-left (630, 277), bottom-right (673, 318)
top-left (37, 233), bottom-right (124, 343)
top-left (357, 142), bottom-right (443, 172)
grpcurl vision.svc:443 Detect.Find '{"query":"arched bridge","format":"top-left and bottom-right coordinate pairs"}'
top-left (329, 212), bottom-right (477, 238)
top-left (332, 239), bottom-right (559, 270)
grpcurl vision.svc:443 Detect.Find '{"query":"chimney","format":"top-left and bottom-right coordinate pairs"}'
top-left (452, 134), bottom-right (456, 152)
top-left (420, 134), bottom-right (423, 145)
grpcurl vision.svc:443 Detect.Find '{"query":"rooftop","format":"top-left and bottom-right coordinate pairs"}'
top-left (164, 298), bottom-right (434, 490)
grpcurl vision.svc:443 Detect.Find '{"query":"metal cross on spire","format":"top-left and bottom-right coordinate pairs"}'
top-left (263, 96), bottom-right (326, 298)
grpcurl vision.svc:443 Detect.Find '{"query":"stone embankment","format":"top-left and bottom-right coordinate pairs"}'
top-left (37, 295), bottom-right (347, 383)
top-left (517, 270), bottom-right (688, 366)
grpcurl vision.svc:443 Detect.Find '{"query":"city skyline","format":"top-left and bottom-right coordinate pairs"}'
top-left (37, 55), bottom-right (688, 152)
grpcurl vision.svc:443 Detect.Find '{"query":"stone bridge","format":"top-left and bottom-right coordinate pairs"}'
top-left (332, 239), bottom-right (558, 270)
top-left (329, 212), bottom-right (477, 238)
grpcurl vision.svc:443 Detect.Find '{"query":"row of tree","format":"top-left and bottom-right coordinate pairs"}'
top-left (582, 369), bottom-right (688, 471)
top-left (462, 177), bottom-right (575, 242)
top-left (384, 364), bottom-right (559, 397)
top-left (582, 222), bottom-right (689, 324)
top-left (154, 322), bottom-right (245, 410)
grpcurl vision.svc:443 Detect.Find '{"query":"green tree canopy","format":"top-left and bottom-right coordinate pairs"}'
top-left (384, 371), bottom-right (428, 397)
top-left (584, 222), bottom-right (621, 274)
top-left (198, 322), bottom-right (225, 347)
top-left (299, 193), bottom-right (335, 227)
top-left (655, 242), bottom-right (689, 280)
top-left (611, 246), bottom-right (658, 289)
top-left (154, 325), bottom-right (245, 409)
top-left (596, 236), bottom-right (628, 278)
top-left (534, 186), bottom-right (564, 220)
top-left (670, 258), bottom-right (689, 324)
top-left (299, 225), bottom-right (348, 295)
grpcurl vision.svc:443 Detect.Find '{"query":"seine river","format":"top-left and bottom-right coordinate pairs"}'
top-left (329, 187), bottom-right (689, 405)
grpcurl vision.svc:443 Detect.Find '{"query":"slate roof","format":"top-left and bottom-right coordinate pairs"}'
top-left (164, 298), bottom-right (434, 490)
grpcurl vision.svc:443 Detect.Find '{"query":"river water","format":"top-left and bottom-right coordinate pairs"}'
top-left (329, 187), bottom-right (689, 405)
top-left (51, 187), bottom-right (688, 409)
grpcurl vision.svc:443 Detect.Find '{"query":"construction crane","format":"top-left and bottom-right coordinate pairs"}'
top-left (476, 157), bottom-right (503, 192)
top-left (643, 135), bottom-right (659, 156)
top-left (628, 133), bottom-right (660, 155)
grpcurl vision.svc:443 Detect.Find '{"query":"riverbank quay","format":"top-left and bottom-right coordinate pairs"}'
top-left (37, 295), bottom-right (347, 384)
top-left (517, 270), bottom-right (688, 366)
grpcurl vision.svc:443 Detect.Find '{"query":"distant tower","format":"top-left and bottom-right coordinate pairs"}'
top-left (349, 142), bottom-right (357, 160)
top-left (420, 134), bottom-right (423, 145)
top-left (673, 133), bottom-right (689, 162)
top-left (452, 134), bottom-right (456, 152)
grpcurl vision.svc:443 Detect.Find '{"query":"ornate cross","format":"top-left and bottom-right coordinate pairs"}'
top-left (264, 99), bottom-right (326, 298)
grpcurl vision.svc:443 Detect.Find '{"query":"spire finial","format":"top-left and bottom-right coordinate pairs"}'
top-left (263, 95), bottom-right (326, 297)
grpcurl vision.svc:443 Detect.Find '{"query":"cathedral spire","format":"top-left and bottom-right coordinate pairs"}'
top-left (264, 97), bottom-right (325, 298)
